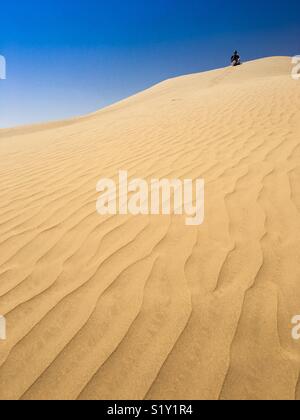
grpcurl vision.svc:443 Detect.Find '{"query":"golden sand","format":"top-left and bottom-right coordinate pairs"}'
top-left (0, 57), bottom-right (300, 400)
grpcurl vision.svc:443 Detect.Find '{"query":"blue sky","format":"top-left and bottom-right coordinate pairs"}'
top-left (0, 0), bottom-right (299, 128)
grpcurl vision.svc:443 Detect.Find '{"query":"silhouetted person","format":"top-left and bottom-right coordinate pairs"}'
top-left (231, 50), bottom-right (241, 66)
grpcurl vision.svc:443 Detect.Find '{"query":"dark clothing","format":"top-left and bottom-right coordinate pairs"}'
top-left (231, 53), bottom-right (240, 63)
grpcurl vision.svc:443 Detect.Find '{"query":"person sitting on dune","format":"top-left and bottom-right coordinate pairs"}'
top-left (231, 50), bottom-right (241, 66)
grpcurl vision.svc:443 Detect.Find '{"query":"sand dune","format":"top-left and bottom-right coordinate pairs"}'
top-left (0, 57), bottom-right (300, 400)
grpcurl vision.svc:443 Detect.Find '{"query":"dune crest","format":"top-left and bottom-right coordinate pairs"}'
top-left (0, 57), bottom-right (300, 400)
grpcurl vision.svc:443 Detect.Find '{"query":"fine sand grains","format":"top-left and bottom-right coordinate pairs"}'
top-left (0, 57), bottom-right (300, 400)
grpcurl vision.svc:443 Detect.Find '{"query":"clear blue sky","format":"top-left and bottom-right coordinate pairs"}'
top-left (0, 0), bottom-right (299, 128)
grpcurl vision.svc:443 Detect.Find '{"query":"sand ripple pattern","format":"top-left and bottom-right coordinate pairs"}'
top-left (0, 57), bottom-right (300, 400)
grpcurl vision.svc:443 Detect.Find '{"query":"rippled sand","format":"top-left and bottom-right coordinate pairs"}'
top-left (0, 57), bottom-right (300, 400)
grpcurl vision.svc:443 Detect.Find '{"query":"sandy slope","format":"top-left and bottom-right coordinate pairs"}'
top-left (0, 57), bottom-right (300, 400)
